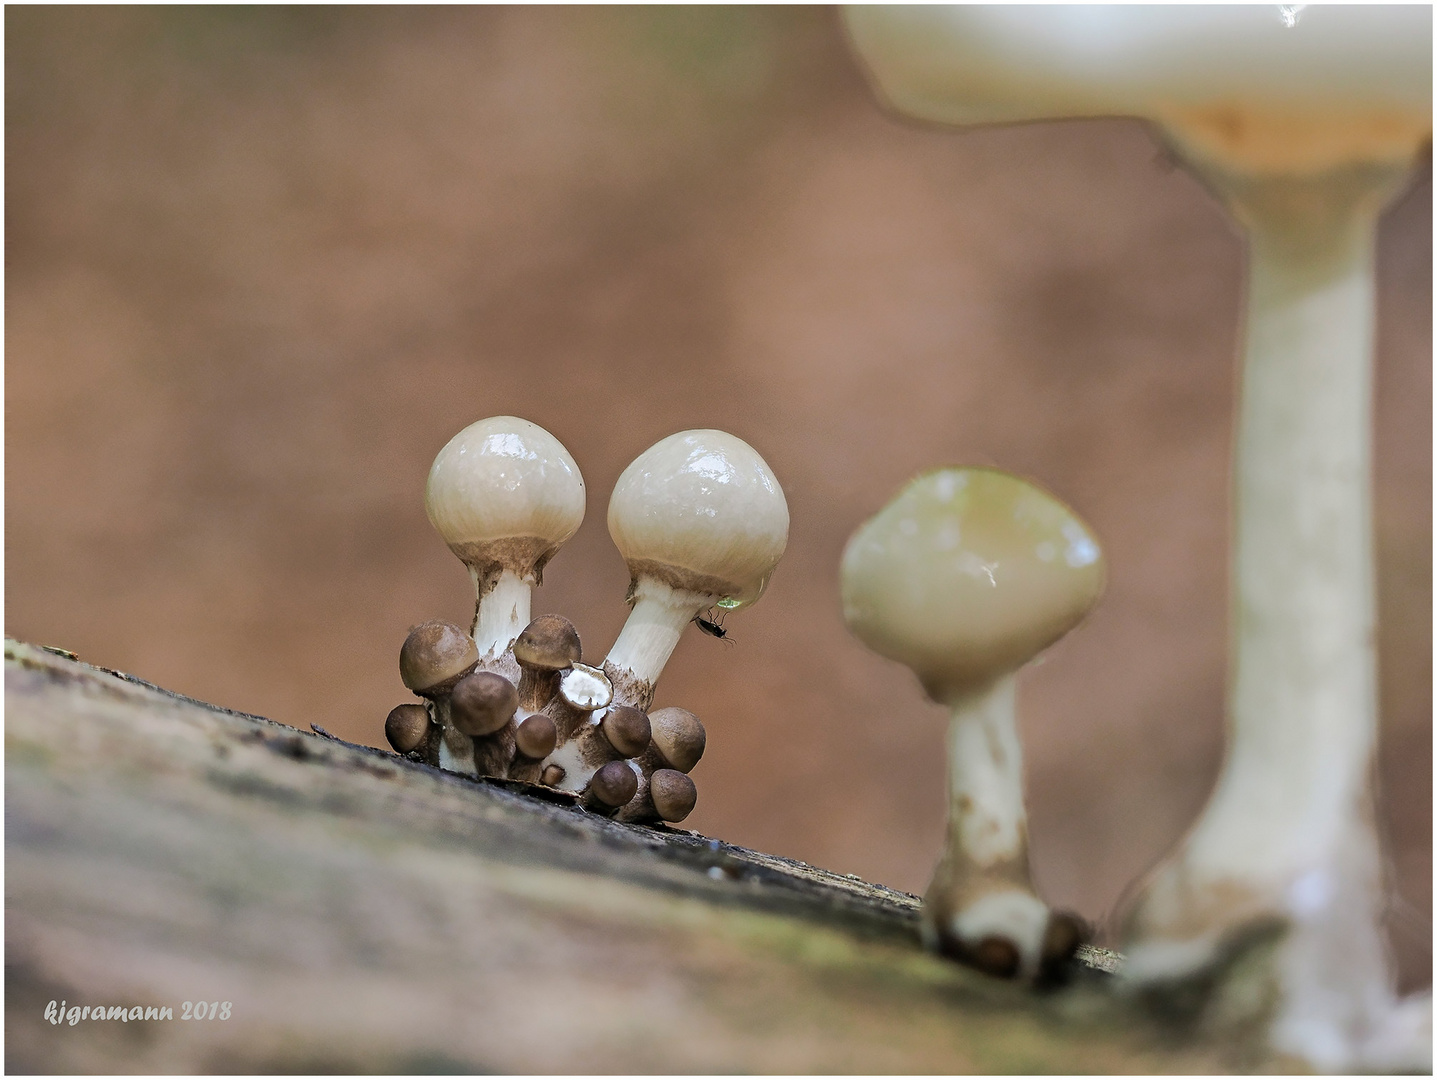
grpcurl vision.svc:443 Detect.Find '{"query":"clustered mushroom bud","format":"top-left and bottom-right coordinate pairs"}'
top-left (386, 418), bottom-right (771, 827)
top-left (843, 5), bottom-right (1430, 1070)
top-left (841, 467), bottom-right (1104, 982)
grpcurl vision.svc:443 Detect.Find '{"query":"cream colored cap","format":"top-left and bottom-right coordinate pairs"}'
top-left (608, 430), bottom-right (789, 608)
top-left (843, 5), bottom-right (1431, 175)
top-left (425, 416), bottom-right (585, 580)
top-left (841, 467), bottom-right (1105, 697)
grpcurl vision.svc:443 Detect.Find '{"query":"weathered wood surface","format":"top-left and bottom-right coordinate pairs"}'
top-left (6, 640), bottom-right (1272, 1073)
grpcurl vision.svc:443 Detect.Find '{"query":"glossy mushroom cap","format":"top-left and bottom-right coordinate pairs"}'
top-left (648, 706), bottom-right (706, 773)
top-left (608, 430), bottom-right (789, 608)
top-left (449, 671), bottom-right (520, 736)
top-left (840, 467), bottom-right (1105, 699)
top-left (399, 621), bottom-right (480, 697)
top-left (513, 614), bottom-right (582, 670)
top-left (425, 416), bottom-right (586, 583)
top-left (843, 5), bottom-right (1432, 176)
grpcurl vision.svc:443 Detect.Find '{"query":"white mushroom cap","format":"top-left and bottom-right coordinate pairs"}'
top-left (841, 467), bottom-right (1105, 698)
top-left (607, 430), bottom-right (789, 609)
top-left (425, 416), bottom-right (586, 583)
top-left (843, 5), bottom-right (1432, 175)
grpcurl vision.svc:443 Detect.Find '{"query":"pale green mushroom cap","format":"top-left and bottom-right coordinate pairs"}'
top-left (842, 5), bottom-right (1431, 176)
top-left (608, 430), bottom-right (789, 609)
top-left (841, 467), bottom-right (1105, 698)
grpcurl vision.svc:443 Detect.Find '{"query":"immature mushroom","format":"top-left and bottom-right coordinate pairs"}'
top-left (449, 670), bottom-right (520, 776)
top-left (384, 703), bottom-right (432, 756)
top-left (602, 430), bottom-right (789, 710)
top-left (614, 705), bottom-right (707, 824)
top-left (425, 416), bottom-right (586, 673)
top-left (840, 467), bottom-right (1104, 982)
top-left (512, 614), bottom-right (582, 711)
top-left (843, 6), bottom-right (1431, 1067)
top-left (398, 620), bottom-right (481, 773)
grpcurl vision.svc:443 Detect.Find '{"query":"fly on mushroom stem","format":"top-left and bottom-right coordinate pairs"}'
top-left (425, 416), bottom-right (586, 681)
top-left (843, 6), bottom-right (1431, 1068)
top-left (841, 467), bottom-right (1105, 983)
top-left (602, 429), bottom-right (789, 710)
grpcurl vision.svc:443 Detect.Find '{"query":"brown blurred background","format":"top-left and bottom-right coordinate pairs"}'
top-left (6, 7), bottom-right (1429, 989)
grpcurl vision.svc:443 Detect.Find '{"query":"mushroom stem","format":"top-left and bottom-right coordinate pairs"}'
top-left (941, 674), bottom-right (1026, 873)
top-left (1122, 157), bottom-right (1419, 1066)
top-left (922, 673), bottom-right (1051, 979)
top-left (603, 578), bottom-right (715, 707)
top-left (471, 567), bottom-right (532, 660)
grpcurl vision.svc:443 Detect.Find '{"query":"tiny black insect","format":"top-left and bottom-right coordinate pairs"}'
top-left (694, 609), bottom-right (729, 641)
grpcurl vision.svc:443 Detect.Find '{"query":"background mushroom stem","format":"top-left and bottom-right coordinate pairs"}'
top-left (603, 579), bottom-right (716, 707)
top-left (470, 567), bottom-right (532, 661)
top-left (940, 674), bottom-right (1026, 872)
top-left (1121, 157), bottom-right (1421, 1067)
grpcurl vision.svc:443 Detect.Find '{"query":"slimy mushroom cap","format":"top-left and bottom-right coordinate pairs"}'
top-left (425, 416), bottom-right (586, 583)
top-left (608, 430), bottom-right (789, 609)
top-left (400, 621), bottom-right (480, 697)
top-left (841, 467), bottom-right (1104, 696)
top-left (843, 5), bottom-right (1432, 176)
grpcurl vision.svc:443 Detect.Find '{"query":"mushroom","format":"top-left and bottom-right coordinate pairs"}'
top-left (397, 620), bottom-right (481, 774)
top-left (384, 703), bottom-right (433, 757)
top-left (425, 416), bottom-right (586, 676)
top-left (614, 705), bottom-right (707, 824)
top-left (842, 6), bottom-right (1430, 1067)
top-left (602, 429), bottom-right (790, 710)
top-left (840, 467), bottom-right (1104, 982)
top-left (449, 670), bottom-right (520, 777)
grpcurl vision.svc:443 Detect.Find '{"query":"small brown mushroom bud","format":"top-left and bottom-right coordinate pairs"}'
top-left (540, 764), bottom-right (565, 786)
top-left (587, 759), bottom-right (639, 808)
top-left (601, 705), bottom-right (652, 758)
top-left (449, 671), bottom-right (519, 736)
top-left (515, 713), bottom-right (558, 760)
top-left (649, 768), bottom-right (697, 823)
top-left (649, 706), bottom-right (706, 773)
top-left (385, 703), bottom-right (431, 754)
top-left (400, 621), bottom-right (479, 698)
top-left (512, 614), bottom-right (581, 710)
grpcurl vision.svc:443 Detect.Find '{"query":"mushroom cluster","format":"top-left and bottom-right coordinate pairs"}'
top-left (385, 417), bottom-right (787, 826)
top-left (841, 5), bottom-right (1430, 1072)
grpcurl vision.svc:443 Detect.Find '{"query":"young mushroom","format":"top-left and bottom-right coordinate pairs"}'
top-left (397, 620), bottom-right (481, 774)
top-left (614, 705), bottom-right (707, 824)
top-left (841, 467), bottom-right (1104, 982)
top-left (843, 6), bottom-right (1430, 1067)
top-left (425, 416), bottom-right (586, 677)
top-left (602, 429), bottom-right (789, 710)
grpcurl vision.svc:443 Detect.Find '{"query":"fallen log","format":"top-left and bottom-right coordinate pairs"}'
top-left (6, 639), bottom-right (1268, 1072)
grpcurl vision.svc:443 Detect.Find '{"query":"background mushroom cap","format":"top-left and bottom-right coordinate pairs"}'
top-left (607, 429), bottom-right (789, 608)
top-left (843, 5), bottom-right (1432, 175)
top-left (841, 467), bottom-right (1105, 696)
top-left (425, 416), bottom-right (586, 574)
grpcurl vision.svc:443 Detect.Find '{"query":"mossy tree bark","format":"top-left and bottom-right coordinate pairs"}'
top-left (6, 640), bottom-right (1275, 1073)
